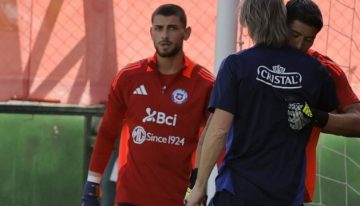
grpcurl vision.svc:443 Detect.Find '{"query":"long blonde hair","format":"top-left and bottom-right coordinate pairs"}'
top-left (239, 0), bottom-right (288, 47)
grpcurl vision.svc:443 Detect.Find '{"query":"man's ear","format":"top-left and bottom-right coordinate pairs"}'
top-left (184, 26), bottom-right (191, 40)
top-left (150, 27), bottom-right (155, 41)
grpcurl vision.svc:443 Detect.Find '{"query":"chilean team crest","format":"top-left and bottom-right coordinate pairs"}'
top-left (171, 89), bottom-right (188, 104)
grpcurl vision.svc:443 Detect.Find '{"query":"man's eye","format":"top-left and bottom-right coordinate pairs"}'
top-left (305, 37), bottom-right (315, 42)
top-left (169, 26), bottom-right (178, 30)
top-left (154, 27), bottom-right (162, 31)
top-left (291, 32), bottom-right (300, 38)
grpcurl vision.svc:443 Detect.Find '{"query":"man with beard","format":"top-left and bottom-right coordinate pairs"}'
top-left (81, 4), bottom-right (214, 206)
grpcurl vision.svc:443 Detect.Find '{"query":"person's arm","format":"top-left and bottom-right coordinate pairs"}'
top-left (184, 114), bottom-right (213, 203)
top-left (194, 113), bottom-right (213, 167)
top-left (309, 50), bottom-right (360, 137)
top-left (322, 103), bottom-right (360, 137)
top-left (185, 109), bottom-right (233, 206)
top-left (287, 100), bottom-right (360, 137)
top-left (82, 70), bottom-right (127, 206)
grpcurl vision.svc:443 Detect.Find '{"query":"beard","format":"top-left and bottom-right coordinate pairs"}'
top-left (155, 44), bottom-right (182, 57)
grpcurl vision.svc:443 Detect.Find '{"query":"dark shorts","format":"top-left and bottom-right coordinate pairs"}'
top-left (209, 190), bottom-right (245, 206)
top-left (209, 190), bottom-right (304, 206)
top-left (118, 203), bottom-right (136, 206)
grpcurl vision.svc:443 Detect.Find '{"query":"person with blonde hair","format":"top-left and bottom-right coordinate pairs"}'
top-left (185, 0), bottom-right (338, 205)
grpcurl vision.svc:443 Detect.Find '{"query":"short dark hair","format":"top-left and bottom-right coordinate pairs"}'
top-left (286, 0), bottom-right (323, 32)
top-left (151, 4), bottom-right (187, 27)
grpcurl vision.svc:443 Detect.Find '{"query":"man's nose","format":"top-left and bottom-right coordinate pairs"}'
top-left (294, 39), bottom-right (304, 50)
top-left (295, 39), bottom-right (307, 52)
top-left (161, 29), bottom-right (169, 39)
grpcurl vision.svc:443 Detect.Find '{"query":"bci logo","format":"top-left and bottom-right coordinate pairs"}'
top-left (142, 107), bottom-right (177, 126)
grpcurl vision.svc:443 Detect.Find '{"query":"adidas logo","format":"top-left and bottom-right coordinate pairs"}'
top-left (133, 85), bottom-right (148, 95)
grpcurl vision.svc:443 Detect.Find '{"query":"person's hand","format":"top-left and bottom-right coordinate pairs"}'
top-left (81, 181), bottom-right (100, 206)
top-left (184, 184), bottom-right (207, 206)
top-left (184, 169), bottom-right (207, 205)
top-left (286, 96), bottom-right (329, 130)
